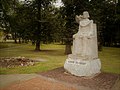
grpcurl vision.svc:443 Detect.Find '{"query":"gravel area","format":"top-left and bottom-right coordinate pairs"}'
top-left (39, 67), bottom-right (120, 90)
top-left (1, 67), bottom-right (119, 90)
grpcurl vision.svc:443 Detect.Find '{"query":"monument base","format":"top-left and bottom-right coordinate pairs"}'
top-left (64, 58), bottom-right (101, 77)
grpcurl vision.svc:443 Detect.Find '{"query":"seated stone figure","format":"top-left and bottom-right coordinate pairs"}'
top-left (64, 11), bottom-right (101, 77)
top-left (69, 11), bottom-right (98, 60)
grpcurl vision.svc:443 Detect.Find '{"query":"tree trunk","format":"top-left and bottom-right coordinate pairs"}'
top-left (98, 36), bottom-right (103, 51)
top-left (14, 33), bottom-right (17, 43)
top-left (19, 38), bottom-right (21, 44)
top-left (65, 44), bottom-right (72, 55)
top-left (14, 39), bottom-right (17, 43)
top-left (35, 40), bottom-right (40, 51)
top-left (98, 42), bottom-right (102, 51)
top-left (22, 39), bottom-right (24, 43)
top-left (34, 0), bottom-right (41, 51)
top-left (32, 40), bottom-right (35, 45)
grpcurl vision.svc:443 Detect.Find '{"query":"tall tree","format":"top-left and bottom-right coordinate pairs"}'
top-left (61, 0), bottom-right (90, 54)
top-left (32, 0), bottom-right (55, 51)
top-left (1, 0), bottom-right (20, 43)
top-left (61, 0), bottom-right (120, 53)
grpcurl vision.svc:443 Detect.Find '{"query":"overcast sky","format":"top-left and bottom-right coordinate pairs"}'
top-left (53, 0), bottom-right (63, 7)
top-left (19, 0), bottom-right (63, 7)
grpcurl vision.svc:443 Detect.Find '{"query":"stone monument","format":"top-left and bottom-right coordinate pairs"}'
top-left (64, 11), bottom-right (101, 76)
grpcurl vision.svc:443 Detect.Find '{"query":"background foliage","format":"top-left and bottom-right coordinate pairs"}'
top-left (0, 0), bottom-right (120, 51)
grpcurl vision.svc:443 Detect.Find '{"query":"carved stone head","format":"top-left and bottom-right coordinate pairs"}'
top-left (83, 11), bottom-right (90, 19)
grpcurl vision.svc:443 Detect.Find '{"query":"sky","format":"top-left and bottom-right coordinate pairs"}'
top-left (53, 0), bottom-right (63, 7)
top-left (19, 0), bottom-right (63, 7)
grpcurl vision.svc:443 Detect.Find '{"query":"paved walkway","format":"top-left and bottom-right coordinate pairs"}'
top-left (0, 74), bottom-right (78, 90)
top-left (0, 74), bottom-right (39, 88)
top-left (0, 73), bottom-right (120, 90)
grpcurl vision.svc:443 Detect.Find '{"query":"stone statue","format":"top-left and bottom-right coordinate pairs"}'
top-left (64, 11), bottom-right (101, 77)
top-left (71, 11), bottom-right (98, 59)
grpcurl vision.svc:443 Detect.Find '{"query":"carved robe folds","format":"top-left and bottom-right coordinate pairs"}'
top-left (72, 20), bottom-right (98, 59)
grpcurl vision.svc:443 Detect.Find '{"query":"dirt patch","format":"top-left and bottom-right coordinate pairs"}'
top-left (0, 57), bottom-right (41, 68)
top-left (38, 67), bottom-right (120, 90)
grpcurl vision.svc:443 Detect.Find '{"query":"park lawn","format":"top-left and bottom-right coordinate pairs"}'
top-left (0, 42), bottom-right (22, 49)
top-left (99, 47), bottom-right (120, 74)
top-left (0, 43), bottom-right (120, 74)
top-left (0, 43), bottom-right (67, 74)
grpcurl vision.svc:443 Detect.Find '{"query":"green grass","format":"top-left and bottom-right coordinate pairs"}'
top-left (0, 42), bottom-right (22, 49)
top-left (0, 43), bottom-right (120, 74)
top-left (99, 47), bottom-right (120, 74)
top-left (0, 43), bottom-right (67, 74)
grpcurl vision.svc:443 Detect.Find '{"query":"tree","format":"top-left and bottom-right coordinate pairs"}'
top-left (89, 0), bottom-right (120, 47)
top-left (1, 0), bottom-right (21, 43)
top-left (18, 0), bottom-right (57, 50)
top-left (61, 0), bottom-right (120, 53)
top-left (32, 0), bottom-right (56, 51)
top-left (61, 0), bottom-right (90, 54)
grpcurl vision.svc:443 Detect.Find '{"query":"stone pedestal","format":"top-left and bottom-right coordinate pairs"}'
top-left (64, 58), bottom-right (101, 76)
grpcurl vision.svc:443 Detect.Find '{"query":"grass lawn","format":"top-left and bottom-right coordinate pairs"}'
top-left (0, 42), bottom-right (120, 74)
top-left (0, 43), bottom-right (67, 74)
top-left (0, 42), bottom-right (22, 49)
top-left (99, 47), bottom-right (120, 74)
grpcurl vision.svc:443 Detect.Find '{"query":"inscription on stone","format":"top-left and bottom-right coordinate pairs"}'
top-left (68, 61), bottom-right (74, 63)
top-left (68, 61), bottom-right (86, 65)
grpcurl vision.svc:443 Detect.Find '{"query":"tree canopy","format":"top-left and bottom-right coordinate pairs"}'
top-left (0, 0), bottom-right (119, 52)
